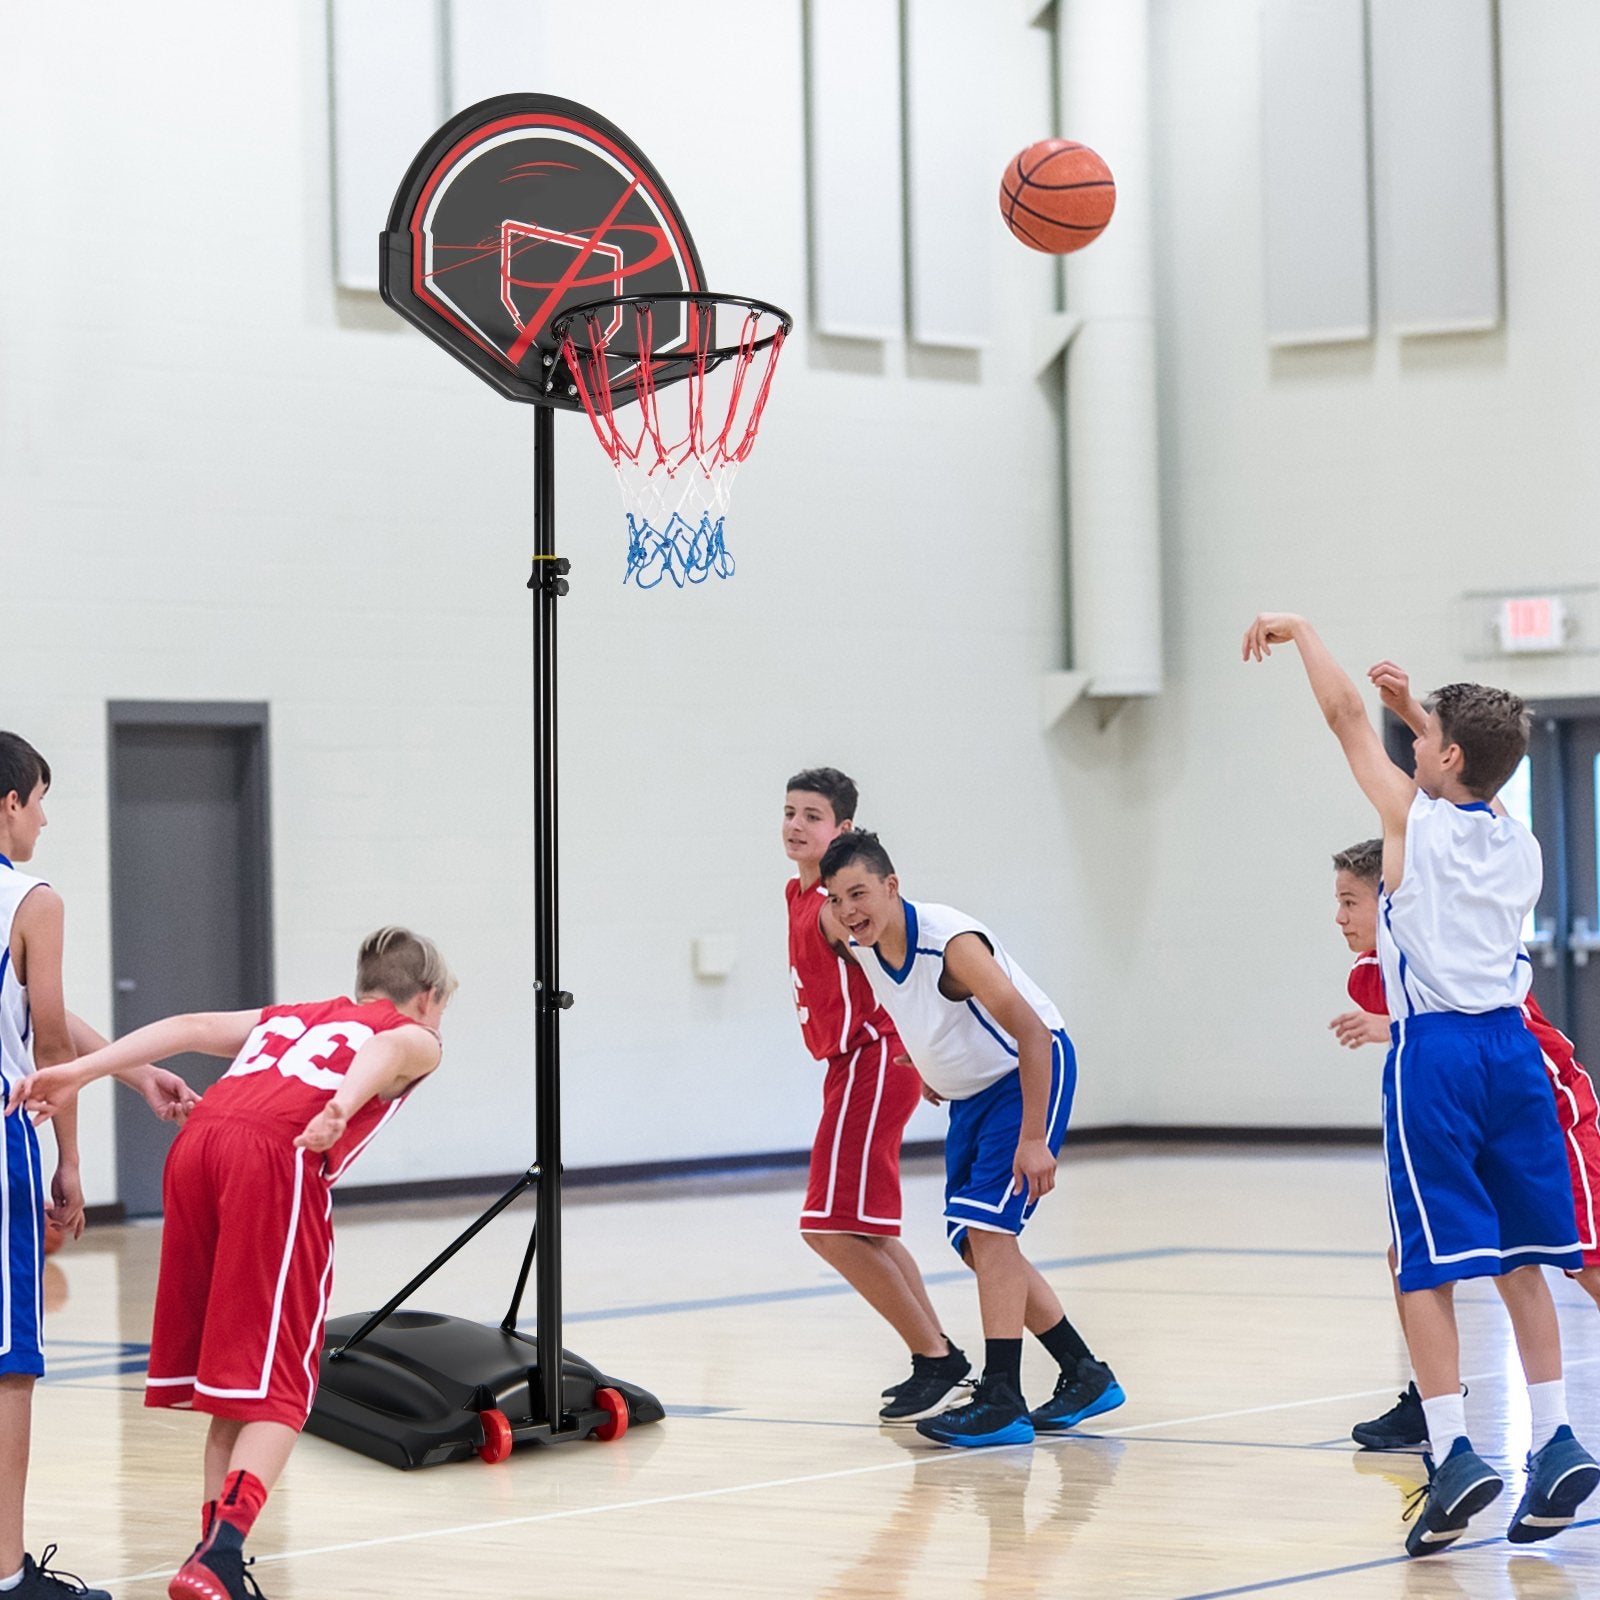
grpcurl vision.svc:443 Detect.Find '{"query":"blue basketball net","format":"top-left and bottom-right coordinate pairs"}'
top-left (625, 511), bottom-right (736, 590)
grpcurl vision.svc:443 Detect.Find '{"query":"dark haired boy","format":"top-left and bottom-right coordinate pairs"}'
top-left (1244, 613), bottom-right (1598, 1556)
top-left (819, 829), bottom-right (1121, 1447)
top-left (782, 768), bottom-right (967, 1421)
top-left (11, 928), bottom-right (451, 1600)
top-left (1, 732), bottom-right (193, 1600)
top-left (1332, 669), bottom-right (1600, 1456)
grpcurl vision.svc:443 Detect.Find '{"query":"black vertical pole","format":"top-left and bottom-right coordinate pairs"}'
top-left (531, 401), bottom-right (567, 1431)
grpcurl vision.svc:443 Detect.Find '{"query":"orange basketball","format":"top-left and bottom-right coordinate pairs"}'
top-left (999, 139), bottom-right (1116, 254)
top-left (44, 1219), bottom-right (65, 1256)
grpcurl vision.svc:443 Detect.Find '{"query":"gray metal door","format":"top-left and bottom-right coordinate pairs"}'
top-left (1552, 715), bottom-right (1600, 1065)
top-left (108, 705), bottom-right (273, 1217)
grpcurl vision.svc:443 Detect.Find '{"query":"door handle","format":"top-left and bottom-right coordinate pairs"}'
top-left (1526, 923), bottom-right (1559, 970)
top-left (1569, 917), bottom-right (1600, 968)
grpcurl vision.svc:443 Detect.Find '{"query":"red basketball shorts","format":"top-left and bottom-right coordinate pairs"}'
top-left (799, 1033), bottom-right (922, 1237)
top-left (146, 1116), bottom-right (335, 1429)
top-left (1543, 1052), bottom-right (1600, 1269)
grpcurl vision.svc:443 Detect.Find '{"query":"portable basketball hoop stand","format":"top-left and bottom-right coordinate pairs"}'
top-left (304, 94), bottom-right (786, 1469)
top-left (306, 404), bottom-right (659, 1468)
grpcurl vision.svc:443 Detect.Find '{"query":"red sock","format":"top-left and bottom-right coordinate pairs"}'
top-left (216, 1470), bottom-right (268, 1539)
top-left (200, 1500), bottom-right (217, 1537)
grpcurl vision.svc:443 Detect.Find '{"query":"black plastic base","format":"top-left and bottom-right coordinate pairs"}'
top-left (305, 1310), bottom-right (664, 1469)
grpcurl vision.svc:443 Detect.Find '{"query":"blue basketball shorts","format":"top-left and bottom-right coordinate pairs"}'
top-left (1384, 1008), bottom-right (1582, 1292)
top-left (945, 1031), bottom-right (1076, 1258)
top-left (1, 1103), bottom-right (46, 1377)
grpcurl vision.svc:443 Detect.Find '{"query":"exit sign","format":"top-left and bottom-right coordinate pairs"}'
top-left (1497, 596), bottom-right (1568, 653)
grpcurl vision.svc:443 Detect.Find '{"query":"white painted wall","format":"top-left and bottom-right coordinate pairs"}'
top-left (1138, 0), bottom-right (1600, 1122)
top-left (0, 1), bottom-right (1073, 1204)
top-left (5, 1), bottom-right (1600, 1207)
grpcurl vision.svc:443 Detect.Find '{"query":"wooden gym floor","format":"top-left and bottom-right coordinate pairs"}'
top-left (27, 1146), bottom-right (1600, 1598)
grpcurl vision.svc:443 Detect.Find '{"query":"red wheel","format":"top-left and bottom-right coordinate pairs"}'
top-left (593, 1386), bottom-right (630, 1442)
top-left (477, 1407), bottom-right (514, 1463)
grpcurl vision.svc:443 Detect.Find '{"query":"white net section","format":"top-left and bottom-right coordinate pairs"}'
top-left (556, 297), bottom-right (788, 589)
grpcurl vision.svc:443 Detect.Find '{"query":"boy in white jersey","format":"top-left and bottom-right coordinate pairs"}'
top-left (1, 732), bottom-right (194, 1600)
top-left (1244, 613), bottom-right (1598, 1558)
top-left (819, 830), bottom-right (1122, 1448)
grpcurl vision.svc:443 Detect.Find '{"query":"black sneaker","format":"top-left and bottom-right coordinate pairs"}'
top-left (1353, 1382), bottom-right (1427, 1451)
top-left (1029, 1358), bottom-right (1126, 1432)
top-left (915, 1374), bottom-right (1035, 1449)
top-left (11, 1549), bottom-right (111, 1600)
top-left (882, 1340), bottom-right (966, 1399)
top-left (168, 1544), bottom-right (267, 1600)
top-left (879, 1346), bottom-right (973, 1423)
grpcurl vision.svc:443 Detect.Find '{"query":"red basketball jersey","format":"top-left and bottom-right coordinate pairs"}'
top-left (787, 877), bottom-right (894, 1061)
top-left (1350, 948), bottom-right (1589, 1086)
top-left (1525, 992), bottom-right (1584, 1080)
top-left (1348, 952), bottom-right (1386, 1015)
top-left (189, 995), bottom-right (425, 1182)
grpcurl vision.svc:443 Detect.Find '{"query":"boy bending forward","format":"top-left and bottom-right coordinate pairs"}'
top-left (1244, 612), bottom-right (1597, 1557)
top-left (11, 928), bottom-right (451, 1600)
top-left (820, 830), bottom-right (1122, 1447)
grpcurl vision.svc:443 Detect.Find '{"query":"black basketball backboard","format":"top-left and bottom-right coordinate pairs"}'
top-left (380, 95), bottom-right (705, 407)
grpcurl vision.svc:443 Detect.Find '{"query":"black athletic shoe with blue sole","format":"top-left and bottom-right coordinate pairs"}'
top-left (1507, 1425), bottom-right (1600, 1543)
top-left (1029, 1358), bottom-right (1126, 1431)
top-left (1402, 1438), bottom-right (1503, 1558)
top-left (915, 1374), bottom-right (1035, 1448)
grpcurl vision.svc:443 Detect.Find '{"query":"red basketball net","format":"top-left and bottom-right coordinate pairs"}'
top-left (556, 297), bottom-right (788, 589)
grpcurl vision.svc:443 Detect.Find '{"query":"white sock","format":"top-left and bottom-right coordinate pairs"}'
top-left (0, 1565), bottom-right (24, 1592)
top-left (1528, 1378), bottom-right (1568, 1453)
top-left (1421, 1391), bottom-right (1468, 1456)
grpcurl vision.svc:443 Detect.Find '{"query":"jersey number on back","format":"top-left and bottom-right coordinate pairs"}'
top-left (227, 1017), bottom-right (375, 1091)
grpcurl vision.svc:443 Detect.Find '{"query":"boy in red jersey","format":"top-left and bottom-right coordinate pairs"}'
top-left (9, 927), bottom-right (451, 1600)
top-left (783, 768), bottom-right (968, 1421)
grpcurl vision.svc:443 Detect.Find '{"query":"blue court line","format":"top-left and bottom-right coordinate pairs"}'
top-left (40, 1359), bottom-right (153, 1383)
top-left (676, 1412), bottom-right (895, 1432)
top-left (1083, 1433), bottom-right (1388, 1457)
top-left (1173, 1518), bottom-right (1600, 1600)
top-left (37, 1339), bottom-right (152, 1386)
top-left (667, 1409), bottom-right (1414, 1455)
top-left (45, 1381), bottom-right (147, 1394)
top-left (32, 1243), bottom-right (1412, 1384)
top-left (1183, 1247), bottom-right (1380, 1261)
top-left (551, 1246), bottom-right (1240, 1328)
top-left (45, 1337), bottom-right (150, 1352)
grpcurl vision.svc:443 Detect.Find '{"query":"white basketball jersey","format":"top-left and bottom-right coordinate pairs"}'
top-left (1377, 790), bottom-right (1539, 1018)
top-left (0, 858), bottom-right (47, 1091)
top-left (848, 900), bottom-right (1065, 1101)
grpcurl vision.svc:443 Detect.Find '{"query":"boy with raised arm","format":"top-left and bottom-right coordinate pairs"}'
top-left (1335, 669), bottom-right (1600, 1457)
top-left (782, 768), bottom-right (968, 1422)
top-left (1, 732), bottom-right (194, 1600)
top-left (819, 830), bottom-right (1122, 1448)
top-left (10, 928), bottom-right (451, 1600)
top-left (1244, 613), bottom-right (1597, 1557)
